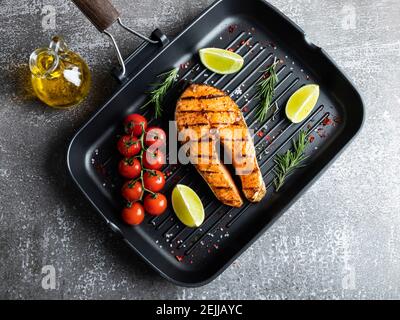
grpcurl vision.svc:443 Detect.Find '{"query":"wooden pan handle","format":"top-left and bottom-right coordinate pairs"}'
top-left (72, 0), bottom-right (120, 32)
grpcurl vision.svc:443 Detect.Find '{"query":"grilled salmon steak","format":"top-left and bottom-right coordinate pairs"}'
top-left (176, 84), bottom-right (266, 207)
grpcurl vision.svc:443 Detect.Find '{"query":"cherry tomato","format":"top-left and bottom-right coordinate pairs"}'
top-left (117, 135), bottom-right (141, 157)
top-left (122, 202), bottom-right (145, 226)
top-left (143, 170), bottom-right (165, 193)
top-left (118, 157), bottom-right (141, 179)
top-left (121, 180), bottom-right (143, 202)
top-left (143, 149), bottom-right (165, 170)
top-left (124, 114), bottom-right (147, 136)
top-left (145, 127), bottom-right (167, 147)
top-left (144, 193), bottom-right (168, 216)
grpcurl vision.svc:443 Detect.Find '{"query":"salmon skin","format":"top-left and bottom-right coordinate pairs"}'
top-left (176, 84), bottom-right (266, 207)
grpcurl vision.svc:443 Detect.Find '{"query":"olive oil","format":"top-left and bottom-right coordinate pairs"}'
top-left (29, 37), bottom-right (91, 108)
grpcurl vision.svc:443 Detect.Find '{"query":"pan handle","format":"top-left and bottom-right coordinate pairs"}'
top-left (71, 0), bottom-right (161, 78)
top-left (71, 0), bottom-right (120, 32)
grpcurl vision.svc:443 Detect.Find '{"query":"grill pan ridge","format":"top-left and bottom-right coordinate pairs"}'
top-left (67, 0), bottom-right (364, 286)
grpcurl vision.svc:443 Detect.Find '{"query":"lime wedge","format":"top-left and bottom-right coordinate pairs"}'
top-left (172, 185), bottom-right (205, 228)
top-left (199, 48), bottom-right (244, 74)
top-left (286, 84), bottom-right (320, 123)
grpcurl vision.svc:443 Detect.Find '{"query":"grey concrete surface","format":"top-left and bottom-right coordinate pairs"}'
top-left (0, 0), bottom-right (399, 300)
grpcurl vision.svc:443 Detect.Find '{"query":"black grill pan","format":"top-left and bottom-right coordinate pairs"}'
top-left (67, 0), bottom-right (364, 286)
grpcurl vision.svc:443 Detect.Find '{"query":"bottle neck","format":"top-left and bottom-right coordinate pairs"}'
top-left (29, 48), bottom-right (60, 78)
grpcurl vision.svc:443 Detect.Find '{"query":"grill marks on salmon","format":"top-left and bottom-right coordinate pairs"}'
top-left (176, 84), bottom-right (267, 207)
top-left (185, 136), bottom-right (243, 208)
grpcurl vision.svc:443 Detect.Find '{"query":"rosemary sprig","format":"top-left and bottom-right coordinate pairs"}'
top-left (142, 68), bottom-right (179, 118)
top-left (255, 58), bottom-right (279, 122)
top-left (273, 130), bottom-right (309, 192)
